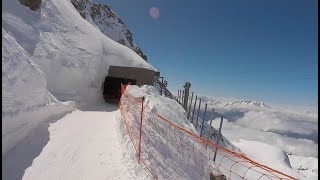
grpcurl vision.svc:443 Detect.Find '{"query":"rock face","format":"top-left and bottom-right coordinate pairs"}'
top-left (70, 0), bottom-right (148, 61)
top-left (19, 0), bottom-right (42, 11)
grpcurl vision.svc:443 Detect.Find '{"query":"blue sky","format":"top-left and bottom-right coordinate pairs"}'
top-left (100, 0), bottom-right (318, 107)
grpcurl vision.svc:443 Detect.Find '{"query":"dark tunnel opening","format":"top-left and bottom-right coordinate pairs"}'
top-left (102, 76), bottom-right (137, 103)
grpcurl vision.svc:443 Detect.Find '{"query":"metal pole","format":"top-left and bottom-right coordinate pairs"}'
top-left (191, 95), bottom-right (198, 123)
top-left (213, 116), bottom-right (224, 162)
top-left (187, 92), bottom-right (194, 119)
top-left (161, 77), bottom-right (164, 95)
top-left (181, 90), bottom-right (185, 105)
top-left (183, 82), bottom-right (191, 110)
top-left (196, 103), bottom-right (207, 130)
top-left (195, 98), bottom-right (202, 127)
top-left (208, 118), bottom-right (214, 139)
top-left (177, 90), bottom-right (180, 102)
top-left (159, 77), bottom-right (163, 96)
top-left (200, 108), bottom-right (213, 137)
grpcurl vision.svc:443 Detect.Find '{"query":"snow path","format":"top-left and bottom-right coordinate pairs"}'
top-left (23, 104), bottom-right (147, 180)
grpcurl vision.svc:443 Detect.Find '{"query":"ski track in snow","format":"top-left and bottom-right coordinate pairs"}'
top-left (23, 104), bottom-right (149, 180)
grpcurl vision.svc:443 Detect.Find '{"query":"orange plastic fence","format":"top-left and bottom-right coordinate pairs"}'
top-left (119, 88), bottom-right (298, 180)
top-left (119, 82), bottom-right (131, 107)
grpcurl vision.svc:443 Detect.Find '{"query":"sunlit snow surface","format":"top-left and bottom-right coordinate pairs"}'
top-left (2, 0), bottom-right (317, 179)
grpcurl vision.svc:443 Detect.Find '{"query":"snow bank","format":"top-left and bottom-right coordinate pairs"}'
top-left (127, 85), bottom-right (242, 152)
top-left (2, 28), bottom-right (75, 180)
top-left (126, 85), bottom-right (198, 134)
top-left (3, 0), bottom-right (157, 104)
top-left (2, 28), bottom-right (75, 156)
top-left (115, 110), bottom-right (153, 179)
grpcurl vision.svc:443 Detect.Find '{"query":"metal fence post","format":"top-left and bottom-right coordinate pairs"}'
top-left (200, 108), bottom-right (213, 137)
top-left (159, 77), bottom-right (163, 96)
top-left (196, 103), bottom-right (207, 130)
top-left (187, 92), bottom-right (194, 119)
top-left (208, 118), bottom-right (214, 139)
top-left (213, 116), bottom-right (224, 162)
top-left (138, 96), bottom-right (145, 164)
top-left (195, 98), bottom-right (202, 127)
top-left (183, 82), bottom-right (191, 110)
top-left (191, 95), bottom-right (198, 123)
top-left (181, 90), bottom-right (185, 105)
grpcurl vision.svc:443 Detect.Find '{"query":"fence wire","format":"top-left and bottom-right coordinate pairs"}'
top-left (119, 87), bottom-right (298, 180)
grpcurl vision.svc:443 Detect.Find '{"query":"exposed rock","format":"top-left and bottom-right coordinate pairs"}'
top-left (70, 0), bottom-right (148, 61)
top-left (19, 0), bottom-right (42, 11)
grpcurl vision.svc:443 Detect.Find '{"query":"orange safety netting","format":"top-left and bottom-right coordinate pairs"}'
top-left (119, 88), bottom-right (298, 180)
top-left (119, 82), bottom-right (131, 107)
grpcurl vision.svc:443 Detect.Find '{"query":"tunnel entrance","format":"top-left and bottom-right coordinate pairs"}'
top-left (102, 76), bottom-right (137, 102)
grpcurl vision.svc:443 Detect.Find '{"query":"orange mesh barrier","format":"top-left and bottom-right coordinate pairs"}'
top-left (119, 82), bottom-right (131, 107)
top-left (119, 88), bottom-right (298, 180)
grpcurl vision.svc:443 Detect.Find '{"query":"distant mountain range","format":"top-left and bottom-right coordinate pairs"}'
top-left (199, 96), bottom-right (271, 108)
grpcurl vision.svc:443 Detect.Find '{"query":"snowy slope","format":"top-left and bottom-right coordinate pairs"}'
top-left (233, 139), bottom-right (298, 178)
top-left (289, 155), bottom-right (318, 180)
top-left (70, 0), bottom-right (148, 61)
top-left (3, 0), bottom-right (156, 104)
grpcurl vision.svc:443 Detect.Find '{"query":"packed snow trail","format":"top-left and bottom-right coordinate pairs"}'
top-left (22, 104), bottom-right (150, 180)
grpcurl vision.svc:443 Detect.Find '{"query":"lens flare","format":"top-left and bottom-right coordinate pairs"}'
top-left (149, 7), bottom-right (160, 19)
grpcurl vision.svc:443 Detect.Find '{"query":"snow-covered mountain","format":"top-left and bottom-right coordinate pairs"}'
top-left (200, 96), bottom-right (270, 108)
top-left (2, 0), bottom-right (156, 179)
top-left (70, 0), bottom-right (148, 61)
